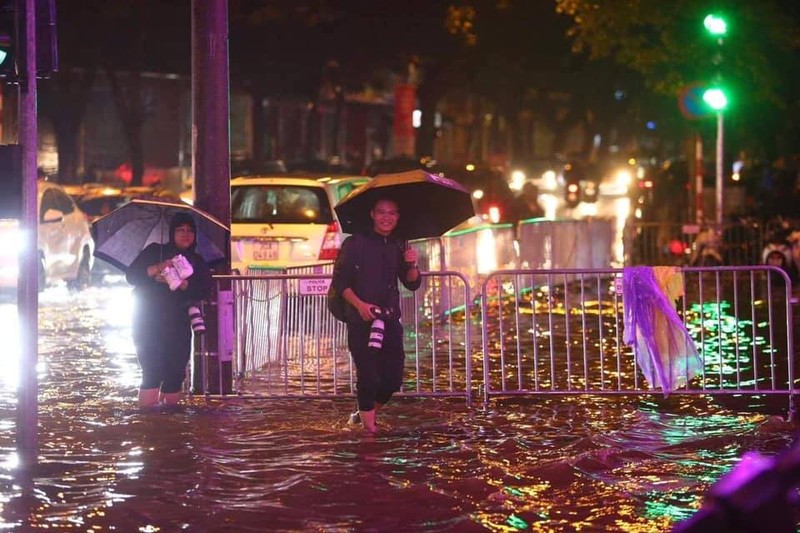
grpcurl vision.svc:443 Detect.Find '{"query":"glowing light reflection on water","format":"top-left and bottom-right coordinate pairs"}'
top-left (0, 286), bottom-right (795, 531)
top-left (0, 302), bottom-right (20, 390)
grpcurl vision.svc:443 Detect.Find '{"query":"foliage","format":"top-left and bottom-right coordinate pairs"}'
top-left (553, 0), bottom-right (800, 106)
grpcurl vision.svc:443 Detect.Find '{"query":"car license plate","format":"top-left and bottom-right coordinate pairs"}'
top-left (253, 240), bottom-right (279, 261)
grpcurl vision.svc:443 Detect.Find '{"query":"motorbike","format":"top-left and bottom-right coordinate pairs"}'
top-left (760, 217), bottom-right (800, 283)
top-left (689, 226), bottom-right (723, 267)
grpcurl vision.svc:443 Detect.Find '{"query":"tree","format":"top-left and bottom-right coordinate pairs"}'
top-left (554, 0), bottom-right (800, 158)
top-left (44, 0), bottom-right (189, 185)
top-left (229, 0), bottom-right (471, 162)
top-left (38, 69), bottom-right (96, 184)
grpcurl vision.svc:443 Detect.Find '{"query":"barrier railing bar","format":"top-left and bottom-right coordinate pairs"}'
top-left (715, 270), bottom-right (724, 389)
top-left (547, 271), bottom-right (556, 392)
top-left (733, 270), bottom-right (753, 389)
top-left (613, 274), bottom-right (623, 391)
top-left (595, 274), bottom-right (605, 391)
top-left (580, 272), bottom-right (589, 391)
top-left (514, 273), bottom-right (523, 391)
top-left (563, 272), bottom-right (572, 391)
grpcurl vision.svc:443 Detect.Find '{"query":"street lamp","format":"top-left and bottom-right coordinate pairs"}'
top-left (702, 88), bottom-right (728, 111)
top-left (703, 14), bottom-right (727, 36)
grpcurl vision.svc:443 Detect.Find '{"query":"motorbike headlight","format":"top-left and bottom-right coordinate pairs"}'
top-left (509, 170), bottom-right (526, 191)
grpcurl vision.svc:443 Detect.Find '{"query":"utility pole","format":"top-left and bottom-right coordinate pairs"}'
top-left (191, 0), bottom-right (230, 228)
top-left (714, 111), bottom-right (724, 226)
top-left (191, 0), bottom-right (233, 395)
top-left (702, 14), bottom-right (729, 227)
top-left (17, 0), bottom-right (38, 466)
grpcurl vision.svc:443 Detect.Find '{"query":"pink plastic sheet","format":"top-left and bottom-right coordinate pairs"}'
top-left (622, 266), bottom-right (702, 395)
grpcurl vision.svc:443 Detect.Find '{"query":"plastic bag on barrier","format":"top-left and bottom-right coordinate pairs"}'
top-left (622, 266), bottom-right (702, 395)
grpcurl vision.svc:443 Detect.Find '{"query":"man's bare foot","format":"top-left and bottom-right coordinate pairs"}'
top-left (359, 409), bottom-right (377, 434)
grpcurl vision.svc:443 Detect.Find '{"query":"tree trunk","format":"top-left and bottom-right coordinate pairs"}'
top-left (251, 90), bottom-right (266, 162)
top-left (53, 122), bottom-right (80, 183)
top-left (107, 69), bottom-right (146, 186)
top-left (38, 69), bottom-right (96, 183)
top-left (331, 88), bottom-right (344, 159)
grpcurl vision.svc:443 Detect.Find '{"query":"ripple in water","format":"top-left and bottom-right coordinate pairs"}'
top-left (0, 286), bottom-right (794, 531)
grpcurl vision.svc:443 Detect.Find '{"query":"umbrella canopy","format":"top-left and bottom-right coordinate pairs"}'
top-left (91, 198), bottom-right (230, 271)
top-left (334, 170), bottom-right (475, 240)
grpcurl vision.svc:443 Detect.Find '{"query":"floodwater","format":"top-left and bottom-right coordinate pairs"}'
top-left (0, 286), bottom-right (796, 532)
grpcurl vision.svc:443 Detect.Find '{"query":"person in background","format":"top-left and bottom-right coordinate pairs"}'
top-left (126, 212), bottom-right (212, 409)
top-left (331, 197), bottom-right (422, 434)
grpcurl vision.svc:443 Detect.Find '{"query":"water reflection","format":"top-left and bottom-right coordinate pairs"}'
top-left (0, 287), bottom-right (795, 531)
top-left (0, 302), bottom-right (20, 390)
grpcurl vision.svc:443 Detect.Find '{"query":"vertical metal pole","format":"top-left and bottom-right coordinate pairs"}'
top-left (695, 132), bottom-right (703, 223)
top-left (191, 0), bottom-right (230, 229)
top-left (191, 1), bottom-right (232, 394)
top-left (715, 111), bottom-right (724, 226)
top-left (17, 0), bottom-right (38, 466)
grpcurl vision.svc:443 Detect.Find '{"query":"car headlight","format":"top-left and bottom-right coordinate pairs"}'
top-left (0, 221), bottom-right (24, 258)
top-left (615, 169), bottom-right (633, 188)
top-left (509, 170), bottom-right (526, 190)
top-left (541, 170), bottom-right (557, 190)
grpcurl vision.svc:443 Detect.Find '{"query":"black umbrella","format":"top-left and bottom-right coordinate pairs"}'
top-left (91, 198), bottom-right (229, 270)
top-left (334, 170), bottom-right (475, 240)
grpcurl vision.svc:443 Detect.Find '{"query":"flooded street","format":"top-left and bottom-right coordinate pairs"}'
top-left (0, 286), bottom-right (796, 531)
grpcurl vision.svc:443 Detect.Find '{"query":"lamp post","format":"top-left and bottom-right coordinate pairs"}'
top-left (703, 14), bottom-right (728, 226)
top-left (703, 88), bottom-right (728, 226)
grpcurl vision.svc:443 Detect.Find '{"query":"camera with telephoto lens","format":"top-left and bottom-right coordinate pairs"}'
top-left (188, 304), bottom-right (206, 334)
top-left (367, 306), bottom-right (392, 351)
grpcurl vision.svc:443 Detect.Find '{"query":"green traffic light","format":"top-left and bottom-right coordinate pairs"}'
top-left (704, 14), bottom-right (727, 36)
top-left (703, 88), bottom-right (728, 110)
top-left (0, 49), bottom-right (7, 66)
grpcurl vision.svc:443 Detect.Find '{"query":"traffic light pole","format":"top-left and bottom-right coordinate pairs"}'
top-left (715, 111), bottom-right (724, 226)
top-left (17, 0), bottom-right (38, 466)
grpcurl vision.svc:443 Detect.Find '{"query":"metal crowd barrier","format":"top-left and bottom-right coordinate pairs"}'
top-left (479, 265), bottom-right (796, 415)
top-left (213, 270), bottom-right (474, 402)
top-left (517, 218), bottom-right (615, 270)
top-left (410, 223), bottom-right (518, 300)
top-left (624, 220), bottom-right (766, 266)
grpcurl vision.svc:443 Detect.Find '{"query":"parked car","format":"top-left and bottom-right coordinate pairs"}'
top-left (316, 175), bottom-right (370, 206)
top-left (231, 158), bottom-right (288, 177)
top-left (0, 180), bottom-right (94, 290)
top-left (77, 186), bottom-right (183, 284)
top-left (363, 156), bottom-right (426, 176)
top-left (230, 176), bottom-right (343, 273)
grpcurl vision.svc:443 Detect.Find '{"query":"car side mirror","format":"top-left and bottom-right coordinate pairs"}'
top-left (42, 208), bottom-right (65, 223)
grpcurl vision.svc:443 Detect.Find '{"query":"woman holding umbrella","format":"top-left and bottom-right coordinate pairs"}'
top-left (332, 197), bottom-right (421, 434)
top-left (125, 212), bottom-right (212, 409)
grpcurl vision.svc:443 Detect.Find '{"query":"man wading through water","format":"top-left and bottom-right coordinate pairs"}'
top-left (331, 197), bottom-right (421, 434)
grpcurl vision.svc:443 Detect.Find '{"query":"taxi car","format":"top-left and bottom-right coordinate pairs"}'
top-left (229, 174), bottom-right (370, 273)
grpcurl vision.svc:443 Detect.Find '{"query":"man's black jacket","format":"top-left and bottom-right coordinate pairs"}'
top-left (331, 231), bottom-right (422, 324)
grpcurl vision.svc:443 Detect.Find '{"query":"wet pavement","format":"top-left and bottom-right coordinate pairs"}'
top-left (0, 285), bottom-right (797, 532)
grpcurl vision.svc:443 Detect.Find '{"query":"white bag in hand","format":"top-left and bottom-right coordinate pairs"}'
top-left (161, 265), bottom-right (184, 291)
top-left (171, 254), bottom-right (194, 280)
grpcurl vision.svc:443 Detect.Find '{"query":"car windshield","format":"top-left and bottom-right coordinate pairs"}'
top-left (231, 184), bottom-right (333, 224)
top-left (78, 195), bottom-right (130, 218)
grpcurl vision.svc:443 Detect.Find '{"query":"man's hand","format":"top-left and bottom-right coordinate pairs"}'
top-left (355, 301), bottom-right (377, 322)
top-left (404, 246), bottom-right (418, 267)
top-left (148, 260), bottom-right (173, 280)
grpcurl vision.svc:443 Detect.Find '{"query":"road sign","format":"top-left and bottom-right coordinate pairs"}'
top-left (299, 278), bottom-right (331, 296)
top-left (679, 84), bottom-right (712, 120)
